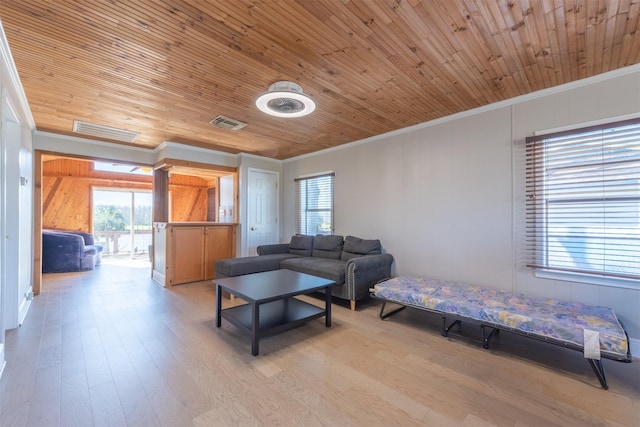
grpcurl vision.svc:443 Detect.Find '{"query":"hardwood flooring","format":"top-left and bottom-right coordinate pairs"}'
top-left (0, 259), bottom-right (638, 426)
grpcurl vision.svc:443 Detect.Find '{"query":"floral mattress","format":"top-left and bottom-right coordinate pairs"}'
top-left (374, 276), bottom-right (630, 360)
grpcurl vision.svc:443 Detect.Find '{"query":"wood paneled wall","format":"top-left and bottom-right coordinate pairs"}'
top-left (42, 158), bottom-right (214, 230)
top-left (170, 187), bottom-right (208, 221)
top-left (169, 174), bottom-right (211, 222)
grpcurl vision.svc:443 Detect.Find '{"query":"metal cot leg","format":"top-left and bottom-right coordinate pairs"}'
top-left (379, 301), bottom-right (406, 319)
top-left (587, 358), bottom-right (609, 390)
top-left (481, 325), bottom-right (499, 349)
top-left (442, 317), bottom-right (461, 337)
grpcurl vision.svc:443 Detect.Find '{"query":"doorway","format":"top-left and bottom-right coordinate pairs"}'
top-left (33, 153), bottom-right (238, 294)
top-left (93, 189), bottom-right (153, 260)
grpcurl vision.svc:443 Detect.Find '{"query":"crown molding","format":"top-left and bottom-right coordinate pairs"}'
top-left (0, 21), bottom-right (35, 128)
top-left (237, 152), bottom-right (282, 164)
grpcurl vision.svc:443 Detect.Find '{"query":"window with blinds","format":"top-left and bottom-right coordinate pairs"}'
top-left (295, 172), bottom-right (334, 235)
top-left (525, 118), bottom-right (640, 282)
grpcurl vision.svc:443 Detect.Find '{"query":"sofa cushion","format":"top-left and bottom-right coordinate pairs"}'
top-left (312, 234), bottom-right (344, 259)
top-left (341, 235), bottom-right (382, 261)
top-left (288, 234), bottom-right (314, 256)
top-left (215, 254), bottom-right (298, 277)
top-left (280, 257), bottom-right (346, 284)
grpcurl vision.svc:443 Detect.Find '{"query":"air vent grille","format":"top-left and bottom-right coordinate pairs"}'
top-left (73, 120), bottom-right (140, 142)
top-left (209, 115), bottom-right (247, 131)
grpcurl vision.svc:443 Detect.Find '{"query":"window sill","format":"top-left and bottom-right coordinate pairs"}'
top-left (535, 270), bottom-right (640, 290)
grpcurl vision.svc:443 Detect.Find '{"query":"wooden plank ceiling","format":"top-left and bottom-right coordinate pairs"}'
top-left (1, 1), bottom-right (639, 160)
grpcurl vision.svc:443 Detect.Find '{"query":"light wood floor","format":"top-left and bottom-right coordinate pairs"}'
top-left (0, 259), bottom-right (638, 427)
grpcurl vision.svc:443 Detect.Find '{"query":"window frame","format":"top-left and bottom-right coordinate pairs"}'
top-left (524, 117), bottom-right (640, 288)
top-left (295, 172), bottom-right (335, 236)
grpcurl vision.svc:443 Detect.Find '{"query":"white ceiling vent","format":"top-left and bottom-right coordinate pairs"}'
top-left (73, 120), bottom-right (140, 143)
top-left (209, 115), bottom-right (247, 131)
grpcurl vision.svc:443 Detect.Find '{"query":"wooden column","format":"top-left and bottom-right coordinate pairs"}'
top-left (153, 169), bottom-right (169, 222)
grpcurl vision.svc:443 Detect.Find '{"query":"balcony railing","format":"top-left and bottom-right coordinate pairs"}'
top-left (93, 230), bottom-right (152, 259)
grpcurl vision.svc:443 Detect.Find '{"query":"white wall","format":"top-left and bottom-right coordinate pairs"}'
top-left (283, 65), bottom-right (640, 353)
top-left (511, 68), bottom-right (640, 350)
top-left (157, 141), bottom-right (238, 168)
top-left (34, 131), bottom-right (157, 164)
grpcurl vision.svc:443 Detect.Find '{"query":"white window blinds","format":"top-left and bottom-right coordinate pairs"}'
top-left (295, 173), bottom-right (335, 235)
top-left (525, 118), bottom-right (640, 281)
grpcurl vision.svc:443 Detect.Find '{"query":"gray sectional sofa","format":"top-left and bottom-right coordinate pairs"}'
top-left (215, 234), bottom-right (394, 310)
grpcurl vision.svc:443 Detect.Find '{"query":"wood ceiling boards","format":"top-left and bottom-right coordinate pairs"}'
top-left (1, 1), bottom-right (639, 160)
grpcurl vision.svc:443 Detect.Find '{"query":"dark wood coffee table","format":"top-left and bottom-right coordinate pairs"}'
top-left (214, 269), bottom-right (335, 355)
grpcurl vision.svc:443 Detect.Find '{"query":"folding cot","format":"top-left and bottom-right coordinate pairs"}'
top-left (372, 276), bottom-right (633, 389)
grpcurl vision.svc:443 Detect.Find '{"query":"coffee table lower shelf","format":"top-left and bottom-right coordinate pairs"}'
top-left (222, 298), bottom-right (325, 332)
top-left (220, 298), bottom-right (328, 355)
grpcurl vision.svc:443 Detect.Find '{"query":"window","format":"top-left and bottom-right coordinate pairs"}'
top-left (525, 118), bottom-right (640, 282)
top-left (295, 172), bottom-right (335, 235)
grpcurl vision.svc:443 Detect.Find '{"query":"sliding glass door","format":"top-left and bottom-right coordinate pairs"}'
top-left (93, 189), bottom-right (152, 260)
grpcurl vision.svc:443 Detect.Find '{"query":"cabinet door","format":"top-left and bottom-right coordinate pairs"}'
top-left (205, 226), bottom-right (234, 279)
top-left (171, 226), bottom-right (205, 284)
top-left (152, 223), bottom-right (168, 286)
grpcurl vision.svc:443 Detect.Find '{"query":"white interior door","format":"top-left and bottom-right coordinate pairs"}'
top-left (17, 130), bottom-right (32, 325)
top-left (3, 114), bottom-right (22, 330)
top-left (247, 169), bottom-right (278, 255)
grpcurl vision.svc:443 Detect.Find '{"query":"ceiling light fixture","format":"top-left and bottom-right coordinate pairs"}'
top-left (255, 81), bottom-right (316, 118)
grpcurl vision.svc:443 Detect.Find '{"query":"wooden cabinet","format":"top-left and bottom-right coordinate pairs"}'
top-left (204, 225), bottom-right (236, 279)
top-left (152, 222), bottom-right (237, 286)
top-left (172, 225), bottom-right (206, 284)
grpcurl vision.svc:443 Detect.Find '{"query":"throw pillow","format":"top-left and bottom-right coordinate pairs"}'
top-left (312, 234), bottom-right (344, 259)
top-left (341, 235), bottom-right (382, 261)
top-left (288, 234), bottom-right (314, 256)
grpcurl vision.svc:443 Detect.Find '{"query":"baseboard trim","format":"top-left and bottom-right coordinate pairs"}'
top-left (18, 291), bottom-right (33, 326)
top-left (152, 270), bottom-right (167, 287)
